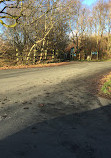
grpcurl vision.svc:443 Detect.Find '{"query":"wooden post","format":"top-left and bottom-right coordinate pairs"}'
top-left (79, 53), bottom-right (80, 60)
top-left (16, 52), bottom-right (19, 62)
top-left (52, 49), bottom-right (55, 61)
top-left (40, 52), bottom-right (43, 61)
top-left (33, 49), bottom-right (36, 64)
top-left (45, 50), bottom-right (47, 60)
top-left (27, 52), bottom-right (31, 61)
top-left (91, 52), bottom-right (92, 60)
top-left (97, 51), bottom-right (98, 60)
top-left (40, 48), bottom-right (43, 61)
top-left (16, 48), bottom-right (19, 62)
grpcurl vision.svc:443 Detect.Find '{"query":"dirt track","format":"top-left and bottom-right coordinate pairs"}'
top-left (0, 61), bottom-right (111, 158)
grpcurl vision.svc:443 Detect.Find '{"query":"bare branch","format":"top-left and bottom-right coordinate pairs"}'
top-left (0, 0), bottom-right (23, 27)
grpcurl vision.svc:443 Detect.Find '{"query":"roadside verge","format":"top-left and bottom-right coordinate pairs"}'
top-left (0, 61), bottom-right (72, 70)
top-left (88, 71), bottom-right (111, 100)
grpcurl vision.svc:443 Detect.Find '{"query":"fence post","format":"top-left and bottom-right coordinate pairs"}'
top-left (52, 49), bottom-right (55, 61)
top-left (16, 49), bottom-right (19, 62)
top-left (44, 50), bottom-right (47, 60)
top-left (27, 52), bottom-right (31, 62)
top-left (40, 48), bottom-right (43, 61)
top-left (97, 52), bottom-right (98, 60)
top-left (33, 49), bottom-right (37, 64)
top-left (91, 52), bottom-right (92, 60)
top-left (79, 53), bottom-right (81, 60)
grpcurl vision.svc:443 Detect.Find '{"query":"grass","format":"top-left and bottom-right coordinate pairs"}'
top-left (101, 73), bottom-right (111, 96)
top-left (101, 80), bottom-right (111, 95)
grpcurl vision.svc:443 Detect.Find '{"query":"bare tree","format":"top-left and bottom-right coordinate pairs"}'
top-left (0, 0), bottom-right (24, 27)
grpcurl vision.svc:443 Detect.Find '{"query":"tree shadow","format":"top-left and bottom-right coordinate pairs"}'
top-left (0, 68), bottom-right (111, 158)
top-left (0, 104), bottom-right (111, 158)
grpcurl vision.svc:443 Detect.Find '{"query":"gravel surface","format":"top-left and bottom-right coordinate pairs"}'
top-left (0, 61), bottom-right (111, 158)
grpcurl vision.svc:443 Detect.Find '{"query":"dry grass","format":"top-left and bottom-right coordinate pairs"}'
top-left (86, 71), bottom-right (111, 100)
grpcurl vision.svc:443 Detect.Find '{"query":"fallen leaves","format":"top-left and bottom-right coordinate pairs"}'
top-left (0, 62), bottom-right (70, 70)
top-left (97, 72), bottom-right (111, 99)
top-left (39, 104), bottom-right (45, 107)
top-left (86, 71), bottom-right (111, 100)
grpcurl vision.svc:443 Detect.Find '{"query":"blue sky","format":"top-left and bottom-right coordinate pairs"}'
top-left (82, 0), bottom-right (97, 6)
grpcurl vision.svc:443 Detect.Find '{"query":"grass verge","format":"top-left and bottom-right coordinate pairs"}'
top-left (100, 72), bottom-right (111, 99)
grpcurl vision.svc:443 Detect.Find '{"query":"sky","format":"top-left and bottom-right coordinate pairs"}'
top-left (82, 0), bottom-right (97, 6)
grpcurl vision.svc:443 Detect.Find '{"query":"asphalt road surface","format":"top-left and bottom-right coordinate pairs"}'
top-left (0, 61), bottom-right (111, 158)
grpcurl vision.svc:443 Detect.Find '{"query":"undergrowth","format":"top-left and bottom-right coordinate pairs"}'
top-left (101, 79), bottom-right (111, 95)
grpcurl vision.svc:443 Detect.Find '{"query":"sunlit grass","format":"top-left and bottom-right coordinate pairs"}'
top-left (101, 75), bottom-right (111, 95)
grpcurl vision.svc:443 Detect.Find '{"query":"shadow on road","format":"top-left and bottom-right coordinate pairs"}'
top-left (0, 67), bottom-right (111, 158)
top-left (0, 104), bottom-right (111, 158)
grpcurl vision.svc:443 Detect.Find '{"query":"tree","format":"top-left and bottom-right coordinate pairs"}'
top-left (0, 0), bottom-right (23, 27)
top-left (3, 0), bottom-right (69, 63)
top-left (1, 0), bottom-right (111, 64)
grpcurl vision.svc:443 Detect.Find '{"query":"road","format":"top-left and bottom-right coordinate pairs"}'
top-left (0, 61), bottom-right (111, 158)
